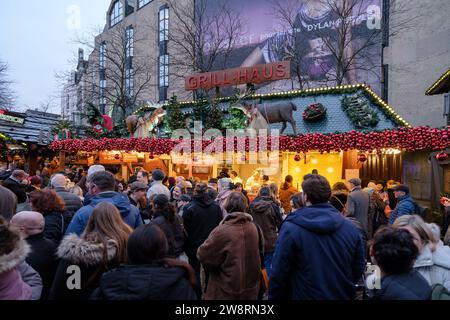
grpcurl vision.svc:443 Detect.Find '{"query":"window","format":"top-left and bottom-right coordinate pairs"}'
top-left (110, 1), bottom-right (123, 27)
top-left (158, 5), bottom-right (169, 102)
top-left (99, 42), bottom-right (107, 111)
top-left (159, 6), bottom-right (169, 43)
top-left (382, 0), bottom-right (389, 47)
top-left (159, 54), bottom-right (169, 88)
top-left (125, 27), bottom-right (134, 97)
top-left (138, 0), bottom-right (152, 8)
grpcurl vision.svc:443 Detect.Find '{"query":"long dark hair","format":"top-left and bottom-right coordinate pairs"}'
top-left (127, 224), bottom-right (196, 288)
top-left (153, 194), bottom-right (176, 224)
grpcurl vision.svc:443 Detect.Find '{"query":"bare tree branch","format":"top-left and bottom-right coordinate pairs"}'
top-left (0, 60), bottom-right (16, 110)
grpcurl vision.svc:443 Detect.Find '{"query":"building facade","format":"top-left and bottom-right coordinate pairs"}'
top-left (383, 0), bottom-right (450, 128)
top-left (61, 0), bottom-right (191, 123)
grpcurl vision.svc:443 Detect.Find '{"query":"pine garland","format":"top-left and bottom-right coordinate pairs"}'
top-left (341, 93), bottom-right (380, 128)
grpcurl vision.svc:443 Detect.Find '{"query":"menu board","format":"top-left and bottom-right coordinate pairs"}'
top-left (123, 154), bottom-right (138, 163)
top-left (99, 152), bottom-right (122, 164)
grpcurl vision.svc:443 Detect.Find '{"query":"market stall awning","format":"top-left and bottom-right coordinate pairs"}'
top-left (0, 109), bottom-right (61, 145)
top-left (426, 68), bottom-right (450, 95)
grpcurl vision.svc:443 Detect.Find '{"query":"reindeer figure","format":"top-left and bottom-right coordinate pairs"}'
top-left (232, 89), bottom-right (298, 135)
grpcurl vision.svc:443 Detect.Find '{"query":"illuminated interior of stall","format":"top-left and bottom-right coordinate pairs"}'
top-left (286, 151), bottom-right (344, 190)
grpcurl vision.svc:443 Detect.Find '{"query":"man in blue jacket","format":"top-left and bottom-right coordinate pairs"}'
top-left (66, 171), bottom-right (143, 236)
top-left (269, 174), bottom-right (365, 300)
top-left (388, 185), bottom-right (416, 225)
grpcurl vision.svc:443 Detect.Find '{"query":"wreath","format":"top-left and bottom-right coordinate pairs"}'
top-left (303, 103), bottom-right (327, 122)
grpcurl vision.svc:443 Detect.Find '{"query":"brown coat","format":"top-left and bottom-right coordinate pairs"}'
top-left (197, 212), bottom-right (261, 300)
top-left (279, 184), bottom-right (298, 213)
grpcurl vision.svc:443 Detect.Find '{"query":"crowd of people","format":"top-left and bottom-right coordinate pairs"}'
top-left (1, 163), bottom-right (450, 300)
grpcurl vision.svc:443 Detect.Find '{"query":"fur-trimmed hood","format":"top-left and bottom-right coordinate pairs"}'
top-left (57, 234), bottom-right (118, 266)
top-left (0, 238), bottom-right (30, 274)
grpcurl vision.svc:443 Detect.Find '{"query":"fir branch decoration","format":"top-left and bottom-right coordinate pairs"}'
top-left (342, 93), bottom-right (380, 128)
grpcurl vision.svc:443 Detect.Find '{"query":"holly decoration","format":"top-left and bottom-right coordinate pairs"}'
top-left (303, 103), bottom-right (327, 122)
top-left (342, 93), bottom-right (380, 128)
top-left (436, 152), bottom-right (449, 161)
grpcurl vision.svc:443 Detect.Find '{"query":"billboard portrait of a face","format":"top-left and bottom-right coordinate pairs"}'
top-left (197, 0), bottom-right (382, 94)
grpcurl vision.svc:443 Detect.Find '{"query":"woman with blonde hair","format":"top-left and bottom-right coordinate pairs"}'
top-left (393, 215), bottom-right (450, 290)
top-left (49, 202), bottom-right (132, 300)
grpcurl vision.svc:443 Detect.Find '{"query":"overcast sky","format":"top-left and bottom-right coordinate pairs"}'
top-left (0, 0), bottom-right (111, 113)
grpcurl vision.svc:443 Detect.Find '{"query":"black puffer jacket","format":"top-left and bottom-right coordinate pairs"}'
top-left (42, 212), bottom-right (72, 245)
top-left (2, 177), bottom-right (27, 203)
top-left (372, 270), bottom-right (431, 300)
top-left (25, 233), bottom-right (58, 300)
top-left (54, 187), bottom-right (83, 216)
top-left (90, 265), bottom-right (197, 300)
top-left (182, 195), bottom-right (223, 259)
top-left (150, 212), bottom-right (185, 258)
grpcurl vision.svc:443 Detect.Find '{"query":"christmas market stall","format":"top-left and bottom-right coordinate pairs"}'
top-left (50, 84), bottom-right (450, 203)
top-left (0, 109), bottom-right (61, 174)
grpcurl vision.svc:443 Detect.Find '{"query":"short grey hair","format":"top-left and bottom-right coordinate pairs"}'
top-left (11, 170), bottom-right (28, 179)
top-left (219, 178), bottom-right (232, 190)
top-left (348, 178), bottom-right (362, 187)
top-left (87, 165), bottom-right (105, 177)
top-left (51, 174), bottom-right (67, 188)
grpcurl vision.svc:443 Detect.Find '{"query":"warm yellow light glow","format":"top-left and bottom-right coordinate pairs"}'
top-left (311, 158), bottom-right (318, 165)
top-left (295, 167), bottom-right (301, 174)
top-left (327, 167), bottom-right (334, 173)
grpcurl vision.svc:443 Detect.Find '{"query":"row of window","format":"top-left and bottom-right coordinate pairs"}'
top-left (103, 4), bottom-right (169, 104)
top-left (110, 0), bottom-right (154, 27)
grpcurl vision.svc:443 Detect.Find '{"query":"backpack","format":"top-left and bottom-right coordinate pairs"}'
top-left (431, 283), bottom-right (450, 300)
top-left (414, 202), bottom-right (428, 220)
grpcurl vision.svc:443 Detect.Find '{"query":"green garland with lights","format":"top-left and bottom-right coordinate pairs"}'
top-left (134, 84), bottom-right (410, 128)
top-left (342, 93), bottom-right (380, 128)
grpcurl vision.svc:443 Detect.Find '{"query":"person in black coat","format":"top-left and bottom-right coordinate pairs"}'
top-left (182, 183), bottom-right (223, 297)
top-left (251, 187), bottom-right (283, 223)
top-left (10, 211), bottom-right (58, 300)
top-left (369, 227), bottom-right (431, 300)
top-left (2, 169), bottom-right (29, 205)
top-left (49, 202), bottom-right (132, 300)
top-left (149, 194), bottom-right (185, 258)
top-left (29, 190), bottom-right (72, 245)
top-left (91, 224), bottom-right (197, 300)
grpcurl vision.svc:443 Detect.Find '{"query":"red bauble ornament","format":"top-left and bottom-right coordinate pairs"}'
top-left (358, 153), bottom-right (367, 162)
top-left (149, 154), bottom-right (155, 160)
top-left (294, 154), bottom-right (301, 162)
top-left (114, 153), bottom-right (120, 160)
top-left (436, 152), bottom-right (448, 161)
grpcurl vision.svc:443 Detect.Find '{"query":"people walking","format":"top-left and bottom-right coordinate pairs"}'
top-left (269, 174), bottom-right (365, 300)
top-left (66, 171), bottom-right (143, 236)
top-left (49, 202), bottom-right (132, 300)
top-left (197, 192), bottom-right (261, 300)
top-left (182, 183), bottom-right (223, 298)
top-left (90, 224), bottom-right (197, 300)
top-left (388, 184), bottom-right (417, 225)
top-left (279, 175), bottom-right (298, 214)
top-left (347, 178), bottom-right (370, 235)
top-left (369, 227), bottom-right (431, 300)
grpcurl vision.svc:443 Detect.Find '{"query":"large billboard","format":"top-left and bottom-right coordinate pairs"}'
top-left (197, 0), bottom-right (382, 94)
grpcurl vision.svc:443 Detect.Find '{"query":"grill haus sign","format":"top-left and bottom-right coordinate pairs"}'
top-left (185, 61), bottom-right (291, 91)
